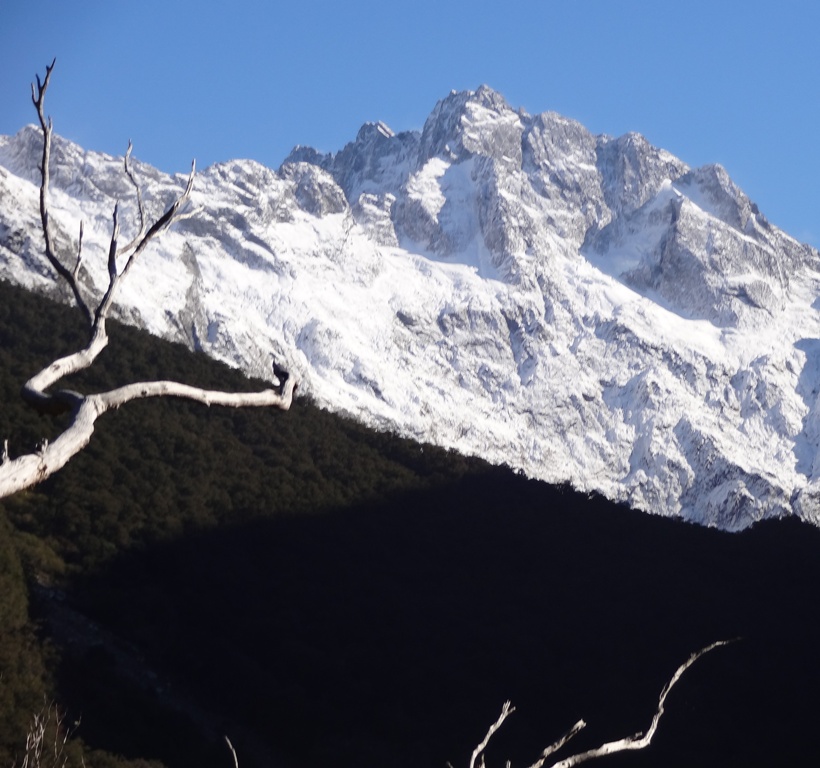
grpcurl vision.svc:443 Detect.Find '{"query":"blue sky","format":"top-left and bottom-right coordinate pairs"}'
top-left (2, 0), bottom-right (818, 246)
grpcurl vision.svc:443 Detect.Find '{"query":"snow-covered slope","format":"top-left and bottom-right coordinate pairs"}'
top-left (2, 86), bottom-right (820, 530)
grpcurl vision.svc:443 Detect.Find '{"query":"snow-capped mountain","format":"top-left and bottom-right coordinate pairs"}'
top-left (2, 85), bottom-right (819, 530)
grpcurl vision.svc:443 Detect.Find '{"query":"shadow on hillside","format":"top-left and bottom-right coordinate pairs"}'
top-left (55, 471), bottom-right (820, 768)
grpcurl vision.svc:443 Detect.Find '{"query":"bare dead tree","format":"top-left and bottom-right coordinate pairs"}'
top-left (0, 60), bottom-right (296, 500)
top-left (461, 640), bottom-right (735, 768)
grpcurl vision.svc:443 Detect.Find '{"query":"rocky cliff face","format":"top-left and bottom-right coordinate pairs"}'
top-left (2, 86), bottom-right (819, 530)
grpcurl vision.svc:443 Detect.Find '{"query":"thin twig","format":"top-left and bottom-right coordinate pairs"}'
top-left (119, 140), bottom-right (148, 253)
top-left (30, 58), bottom-right (93, 327)
top-left (224, 736), bottom-right (239, 768)
top-left (107, 203), bottom-right (120, 282)
top-left (95, 159), bottom-right (196, 327)
top-left (71, 221), bottom-right (84, 280)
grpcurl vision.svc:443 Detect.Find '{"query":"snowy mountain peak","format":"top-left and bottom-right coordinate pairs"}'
top-left (2, 89), bottom-right (820, 531)
top-left (417, 86), bottom-right (523, 166)
top-left (357, 121), bottom-right (395, 141)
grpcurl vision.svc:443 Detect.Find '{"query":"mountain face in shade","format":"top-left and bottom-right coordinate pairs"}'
top-left (2, 85), bottom-right (819, 530)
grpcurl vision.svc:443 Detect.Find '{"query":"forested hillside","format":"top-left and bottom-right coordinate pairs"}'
top-left (1, 278), bottom-right (820, 768)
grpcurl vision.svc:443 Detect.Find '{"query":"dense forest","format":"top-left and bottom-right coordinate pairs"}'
top-left (1, 277), bottom-right (820, 768)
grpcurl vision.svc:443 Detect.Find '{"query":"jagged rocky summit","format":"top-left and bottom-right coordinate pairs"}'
top-left (2, 85), bottom-right (820, 531)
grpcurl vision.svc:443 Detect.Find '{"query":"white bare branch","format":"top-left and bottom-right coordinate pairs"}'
top-left (470, 701), bottom-right (515, 768)
top-left (0, 60), bottom-right (297, 500)
top-left (0, 376), bottom-right (297, 500)
top-left (461, 640), bottom-right (735, 768)
top-left (224, 736), bottom-right (240, 768)
top-left (119, 140), bottom-right (148, 253)
top-left (527, 720), bottom-right (586, 768)
top-left (546, 639), bottom-right (734, 768)
top-left (31, 58), bottom-right (92, 327)
top-left (71, 221), bottom-right (84, 281)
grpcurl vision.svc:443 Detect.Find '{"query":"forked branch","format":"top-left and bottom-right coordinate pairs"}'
top-left (31, 57), bottom-right (92, 327)
top-left (464, 640), bottom-right (735, 768)
top-left (0, 60), bottom-right (296, 500)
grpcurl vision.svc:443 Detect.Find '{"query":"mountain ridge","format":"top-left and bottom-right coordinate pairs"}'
top-left (2, 85), bottom-right (819, 530)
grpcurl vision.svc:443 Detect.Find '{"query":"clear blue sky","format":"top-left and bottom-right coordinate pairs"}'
top-left (2, 0), bottom-right (818, 246)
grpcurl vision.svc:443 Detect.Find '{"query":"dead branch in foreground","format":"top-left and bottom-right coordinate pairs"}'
top-left (463, 640), bottom-right (735, 768)
top-left (0, 59), bottom-right (295, 500)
